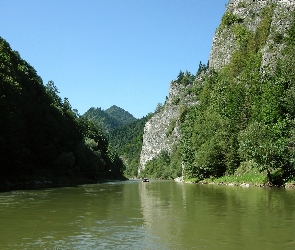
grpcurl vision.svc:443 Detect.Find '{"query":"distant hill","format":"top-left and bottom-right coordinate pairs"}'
top-left (82, 105), bottom-right (137, 133)
top-left (82, 105), bottom-right (149, 177)
top-left (108, 116), bottom-right (149, 177)
top-left (106, 105), bottom-right (137, 125)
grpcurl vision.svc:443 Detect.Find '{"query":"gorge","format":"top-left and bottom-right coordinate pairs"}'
top-left (1, 0), bottom-right (295, 187)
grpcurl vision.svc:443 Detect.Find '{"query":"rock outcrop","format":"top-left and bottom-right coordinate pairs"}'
top-left (139, 0), bottom-right (295, 172)
top-left (209, 0), bottom-right (295, 72)
top-left (139, 80), bottom-right (195, 172)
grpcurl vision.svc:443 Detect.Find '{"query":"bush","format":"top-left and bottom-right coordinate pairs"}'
top-left (221, 12), bottom-right (243, 27)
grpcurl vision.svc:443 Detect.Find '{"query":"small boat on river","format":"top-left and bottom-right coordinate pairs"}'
top-left (142, 178), bottom-right (149, 182)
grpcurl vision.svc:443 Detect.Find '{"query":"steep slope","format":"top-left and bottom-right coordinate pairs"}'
top-left (82, 106), bottom-right (136, 133)
top-left (139, 0), bottom-right (295, 184)
top-left (181, 0), bottom-right (295, 183)
top-left (109, 116), bottom-right (148, 177)
top-left (139, 72), bottom-right (197, 174)
top-left (105, 105), bottom-right (137, 125)
top-left (0, 37), bottom-right (125, 184)
top-left (210, 0), bottom-right (295, 72)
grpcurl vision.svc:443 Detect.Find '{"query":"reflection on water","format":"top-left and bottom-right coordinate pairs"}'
top-left (140, 181), bottom-right (295, 249)
top-left (0, 180), bottom-right (295, 249)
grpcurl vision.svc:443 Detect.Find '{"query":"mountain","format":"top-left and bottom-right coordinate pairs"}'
top-left (106, 105), bottom-right (137, 125)
top-left (82, 105), bottom-right (137, 133)
top-left (139, 0), bottom-right (295, 185)
top-left (108, 116), bottom-right (149, 177)
top-left (82, 105), bottom-right (145, 177)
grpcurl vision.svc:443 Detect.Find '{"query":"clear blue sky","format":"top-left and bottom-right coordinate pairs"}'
top-left (0, 0), bottom-right (228, 118)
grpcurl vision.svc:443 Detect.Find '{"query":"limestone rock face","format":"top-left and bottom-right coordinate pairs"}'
top-left (209, 0), bottom-right (295, 72)
top-left (139, 81), bottom-right (194, 172)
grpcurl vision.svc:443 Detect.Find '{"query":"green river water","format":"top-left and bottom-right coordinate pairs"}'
top-left (0, 180), bottom-right (295, 249)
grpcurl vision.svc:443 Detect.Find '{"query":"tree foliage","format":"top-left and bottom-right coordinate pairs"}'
top-left (179, 4), bottom-right (295, 185)
top-left (108, 116), bottom-right (148, 177)
top-left (140, 148), bottom-right (182, 180)
top-left (0, 37), bottom-right (125, 184)
top-left (82, 106), bottom-right (136, 134)
top-left (176, 70), bottom-right (195, 86)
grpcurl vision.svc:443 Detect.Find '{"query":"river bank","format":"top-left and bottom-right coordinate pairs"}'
top-left (183, 176), bottom-right (295, 188)
top-left (180, 164), bottom-right (295, 188)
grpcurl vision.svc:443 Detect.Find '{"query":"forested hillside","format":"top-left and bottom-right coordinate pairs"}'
top-left (82, 106), bottom-right (136, 134)
top-left (0, 37), bottom-right (125, 185)
top-left (105, 105), bottom-right (137, 125)
top-left (140, 0), bottom-right (295, 186)
top-left (109, 116), bottom-right (149, 177)
top-left (181, 2), bottom-right (295, 185)
top-left (82, 105), bottom-right (146, 177)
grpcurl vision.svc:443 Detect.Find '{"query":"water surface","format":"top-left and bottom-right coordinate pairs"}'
top-left (1, 180), bottom-right (295, 249)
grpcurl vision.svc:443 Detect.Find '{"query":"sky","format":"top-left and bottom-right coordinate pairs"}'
top-left (0, 0), bottom-right (228, 118)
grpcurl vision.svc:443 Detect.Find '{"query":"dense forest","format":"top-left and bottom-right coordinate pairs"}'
top-left (180, 6), bottom-right (295, 185)
top-left (108, 116), bottom-right (149, 177)
top-left (82, 105), bottom-right (150, 178)
top-left (82, 106), bottom-right (137, 134)
top-left (0, 37), bottom-right (125, 185)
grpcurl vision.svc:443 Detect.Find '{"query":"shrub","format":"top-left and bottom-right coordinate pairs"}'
top-left (221, 12), bottom-right (243, 27)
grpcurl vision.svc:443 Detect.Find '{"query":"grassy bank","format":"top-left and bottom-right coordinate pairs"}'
top-left (184, 164), bottom-right (295, 188)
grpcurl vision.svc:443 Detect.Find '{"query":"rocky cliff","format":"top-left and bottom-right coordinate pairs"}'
top-left (139, 0), bottom-right (295, 172)
top-left (209, 0), bottom-right (295, 72)
top-left (139, 80), bottom-right (196, 172)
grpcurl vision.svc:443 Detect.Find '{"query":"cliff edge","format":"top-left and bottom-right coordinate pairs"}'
top-left (139, 0), bottom-right (295, 173)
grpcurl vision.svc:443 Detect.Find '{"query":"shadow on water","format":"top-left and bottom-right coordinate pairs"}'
top-left (0, 179), bottom-right (126, 193)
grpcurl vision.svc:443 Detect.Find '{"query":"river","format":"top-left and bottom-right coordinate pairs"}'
top-left (0, 180), bottom-right (295, 249)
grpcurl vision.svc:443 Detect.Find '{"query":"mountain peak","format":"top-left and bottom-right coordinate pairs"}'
top-left (82, 105), bottom-right (137, 133)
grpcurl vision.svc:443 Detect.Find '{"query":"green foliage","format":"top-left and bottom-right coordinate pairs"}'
top-left (273, 33), bottom-right (284, 44)
top-left (233, 25), bottom-right (252, 48)
top-left (237, 2), bottom-right (247, 8)
top-left (82, 105), bottom-right (136, 134)
top-left (166, 118), bottom-right (176, 137)
top-left (0, 36), bottom-right (125, 183)
top-left (286, 12), bottom-right (295, 46)
top-left (224, 4), bottom-right (274, 77)
top-left (108, 116), bottom-right (148, 178)
top-left (172, 97), bottom-right (180, 105)
top-left (196, 61), bottom-right (208, 76)
top-left (238, 121), bottom-right (289, 174)
top-left (209, 170), bottom-right (267, 186)
top-left (221, 12), bottom-right (243, 27)
top-left (181, 107), bottom-right (230, 179)
top-left (178, 105), bottom-right (188, 123)
top-left (154, 102), bottom-right (164, 113)
top-left (176, 70), bottom-right (195, 86)
top-left (140, 149), bottom-right (182, 179)
top-left (255, 4), bottom-right (275, 49)
top-left (105, 105), bottom-right (137, 125)
top-left (179, 4), bottom-right (295, 184)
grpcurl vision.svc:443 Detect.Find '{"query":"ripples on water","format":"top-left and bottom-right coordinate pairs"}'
top-left (0, 181), bottom-right (295, 249)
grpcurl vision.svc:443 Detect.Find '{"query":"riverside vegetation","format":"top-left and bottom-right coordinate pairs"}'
top-left (139, 1), bottom-right (295, 187)
top-left (0, 37), bottom-right (125, 186)
top-left (2, 0), bottom-right (295, 188)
